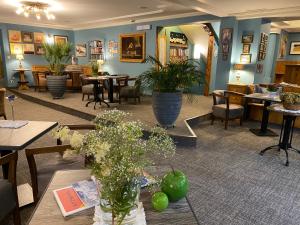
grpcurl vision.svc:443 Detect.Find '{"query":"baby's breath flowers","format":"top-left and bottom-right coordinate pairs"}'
top-left (52, 109), bottom-right (175, 224)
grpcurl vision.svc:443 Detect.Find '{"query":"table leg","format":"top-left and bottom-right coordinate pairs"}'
top-left (18, 71), bottom-right (29, 90)
top-left (260, 115), bottom-right (297, 166)
top-left (108, 78), bottom-right (114, 103)
top-left (249, 100), bottom-right (277, 136)
top-left (1, 151), bottom-right (12, 179)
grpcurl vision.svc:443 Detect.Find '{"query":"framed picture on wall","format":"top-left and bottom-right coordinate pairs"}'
top-left (289, 41), bottom-right (300, 55)
top-left (242, 44), bottom-right (251, 53)
top-left (8, 30), bottom-right (22, 43)
top-left (75, 44), bottom-right (87, 57)
top-left (120, 32), bottom-right (145, 63)
top-left (242, 35), bottom-right (254, 43)
top-left (23, 44), bottom-right (35, 54)
top-left (54, 35), bottom-right (68, 44)
top-left (9, 43), bottom-right (23, 54)
top-left (22, 32), bottom-right (33, 43)
top-left (35, 44), bottom-right (45, 55)
top-left (34, 32), bottom-right (45, 43)
top-left (279, 34), bottom-right (288, 58)
top-left (240, 54), bottom-right (252, 64)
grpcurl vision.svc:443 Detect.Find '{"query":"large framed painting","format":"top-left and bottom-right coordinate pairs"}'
top-left (289, 41), bottom-right (300, 55)
top-left (22, 31), bottom-right (33, 43)
top-left (75, 43), bottom-right (87, 57)
top-left (23, 44), bottom-right (35, 54)
top-left (8, 30), bottom-right (22, 43)
top-left (34, 32), bottom-right (45, 44)
top-left (54, 35), bottom-right (68, 44)
top-left (120, 33), bottom-right (145, 63)
top-left (10, 43), bottom-right (23, 54)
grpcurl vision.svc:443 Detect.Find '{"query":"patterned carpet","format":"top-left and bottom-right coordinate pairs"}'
top-left (1, 96), bottom-right (300, 225)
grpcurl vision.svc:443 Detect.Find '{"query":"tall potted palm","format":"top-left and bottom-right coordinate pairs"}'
top-left (139, 56), bottom-right (205, 128)
top-left (43, 42), bottom-right (72, 99)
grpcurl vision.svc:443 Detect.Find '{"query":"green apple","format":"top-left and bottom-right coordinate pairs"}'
top-left (151, 192), bottom-right (169, 212)
top-left (161, 170), bottom-right (189, 202)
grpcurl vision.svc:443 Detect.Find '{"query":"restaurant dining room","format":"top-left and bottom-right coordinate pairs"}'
top-left (1, 0), bottom-right (300, 225)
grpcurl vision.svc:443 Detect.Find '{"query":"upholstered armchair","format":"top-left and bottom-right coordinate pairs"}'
top-left (0, 88), bottom-right (7, 119)
top-left (211, 90), bottom-right (245, 129)
top-left (119, 78), bottom-right (141, 104)
top-left (114, 75), bottom-right (129, 98)
top-left (0, 152), bottom-right (20, 225)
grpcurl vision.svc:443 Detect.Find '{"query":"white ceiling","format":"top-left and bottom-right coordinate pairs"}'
top-left (1, 0), bottom-right (300, 30)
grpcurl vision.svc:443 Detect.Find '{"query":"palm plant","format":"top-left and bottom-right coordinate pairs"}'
top-left (43, 42), bottom-right (72, 75)
top-left (139, 55), bottom-right (205, 94)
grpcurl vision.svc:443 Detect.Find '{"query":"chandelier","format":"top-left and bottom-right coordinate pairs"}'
top-left (15, 1), bottom-right (55, 20)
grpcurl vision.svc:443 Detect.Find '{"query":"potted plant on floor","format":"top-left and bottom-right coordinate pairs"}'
top-left (43, 42), bottom-right (72, 99)
top-left (138, 56), bottom-right (205, 128)
top-left (53, 110), bottom-right (175, 225)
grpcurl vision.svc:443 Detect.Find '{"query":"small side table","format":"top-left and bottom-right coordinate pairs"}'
top-left (13, 68), bottom-right (30, 90)
top-left (260, 104), bottom-right (300, 166)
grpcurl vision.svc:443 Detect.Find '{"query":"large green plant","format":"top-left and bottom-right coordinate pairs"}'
top-left (43, 42), bottom-right (72, 75)
top-left (138, 55), bottom-right (205, 93)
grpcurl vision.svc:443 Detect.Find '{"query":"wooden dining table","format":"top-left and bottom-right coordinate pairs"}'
top-left (84, 75), bottom-right (128, 108)
top-left (28, 166), bottom-right (199, 225)
top-left (0, 120), bottom-right (58, 207)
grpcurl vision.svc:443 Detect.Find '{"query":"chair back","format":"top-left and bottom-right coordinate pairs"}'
top-left (212, 90), bottom-right (225, 105)
top-left (0, 88), bottom-right (6, 117)
top-left (117, 76), bottom-right (129, 87)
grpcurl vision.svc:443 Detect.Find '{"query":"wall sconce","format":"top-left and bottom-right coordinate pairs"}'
top-left (16, 54), bottom-right (24, 69)
top-left (233, 64), bottom-right (245, 83)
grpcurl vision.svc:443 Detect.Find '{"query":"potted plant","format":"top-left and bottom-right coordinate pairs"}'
top-left (91, 60), bottom-right (99, 76)
top-left (52, 110), bottom-right (175, 225)
top-left (43, 42), bottom-right (72, 98)
top-left (280, 92), bottom-right (300, 111)
top-left (138, 56), bottom-right (205, 128)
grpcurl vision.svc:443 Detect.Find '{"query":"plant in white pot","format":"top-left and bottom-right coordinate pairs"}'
top-left (43, 42), bottom-right (72, 99)
top-left (138, 56), bottom-right (205, 128)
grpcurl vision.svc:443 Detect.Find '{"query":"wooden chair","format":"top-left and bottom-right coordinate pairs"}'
top-left (114, 75), bottom-right (129, 99)
top-left (0, 152), bottom-right (20, 225)
top-left (119, 78), bottom-right (141, 104)
top-left (26, 124), bottom-right (96, 203)
top-left (32, 65), bottom-right (50, 92)
top-left (211, 90), bottom-right (246, 129)
top-left (0, 88), bottom-right (7, 119)
top-left (80, 74), bottom-right (94, 101)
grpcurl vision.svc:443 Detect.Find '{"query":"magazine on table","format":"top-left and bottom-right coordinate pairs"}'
top-left (53, 179), bottom-right (99, 217)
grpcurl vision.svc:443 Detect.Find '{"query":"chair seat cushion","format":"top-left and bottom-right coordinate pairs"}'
top-left (120, 86), bottom-right (138, 98)
top-left (82, 84), bottom-right (94, 94)
top-left (0, 179), bottom-right (16, 221)
top-left (212, 104), bottom-right (244, 119)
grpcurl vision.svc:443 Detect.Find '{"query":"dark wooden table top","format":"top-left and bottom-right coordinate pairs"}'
top-left (28, 167), bottom-right (199, 225)
top-left (0, 121), bottom-right (58, 151)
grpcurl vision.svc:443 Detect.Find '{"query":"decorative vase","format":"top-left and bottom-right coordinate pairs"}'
top-left (94, 179), bottom-right (142, 225)
top-left (46, 75), bottom-right (67, 99)
top-left (283, 102), bottom-right (300, 111)
top-left (152, 91), bottom-right (182, 128)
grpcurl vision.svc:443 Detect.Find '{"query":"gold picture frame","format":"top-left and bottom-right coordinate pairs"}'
top-left (8, 30), bottom-right (22, 43)
top-left (54, 35), bottom-right (68, 44)
top-left (120, 33), bottom-right (145, 63)
top-left (34, 32), bottom-right (45, 44)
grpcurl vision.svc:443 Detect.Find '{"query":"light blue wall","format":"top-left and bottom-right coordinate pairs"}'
top-left (74, 14), bottom-right (219, 80)
top-left (286, 32), bottom-right (300, 61)
top-left (0, 23), bottom-right (74, 87)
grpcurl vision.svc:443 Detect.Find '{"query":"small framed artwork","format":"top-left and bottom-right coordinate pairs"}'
top-left (120, 32), bottom-right (145, 63)
top-left (23, 44), bottom-right (35, 54)
top-left (256, 64), bottom-right (263, 73)
top-left (35, 44), bottom-right (45, 55)
top-left (221, 28), bottom-right (233, 44)
top-left (22, 32), bottom-right (33, 43)
top-left (54, 35), bottom-right (68, 44)
top-left (289, 41), bottom-right (300, 55)
top-left (242, 35), bottom-right (254, 43)
top-left (75, 44), bottom-right (87, 57)
top-left (242, 44), bottom-right (251, 53)
top-left (259, 43), bottom-right (264, 52)
top-left (240, 54), bottom-right (252, 64)
top-left (34, 32), bottom-right (45, 43)
top-left (8, 30), bottom-right (22, 43)
top-left (9, 43), bottom-right (23, 54)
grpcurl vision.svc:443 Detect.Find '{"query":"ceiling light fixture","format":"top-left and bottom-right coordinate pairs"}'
top-left (15, 1), bottom-right (56, 20)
